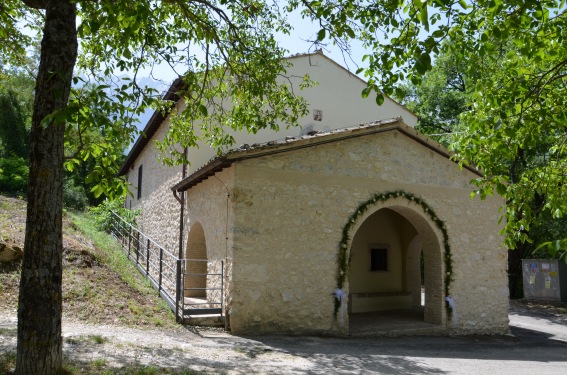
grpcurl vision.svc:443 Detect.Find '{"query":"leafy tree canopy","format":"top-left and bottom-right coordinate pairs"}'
top-left (2, 0), bottom-right (311, 199)
top-left (394, 45), bottom-right (470, 146)
top-left (293, 0), bottom-right (567, 253)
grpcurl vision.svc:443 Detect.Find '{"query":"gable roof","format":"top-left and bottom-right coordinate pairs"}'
top-left (171, 118), bottom-right (480, 193)
top-left (118, 51), bottom-right (417, 176)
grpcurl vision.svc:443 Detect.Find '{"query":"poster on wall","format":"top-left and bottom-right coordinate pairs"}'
top-left (545, 275), bottom-right (552, 289)
top-left (542, 263), bottom-right (550, 272)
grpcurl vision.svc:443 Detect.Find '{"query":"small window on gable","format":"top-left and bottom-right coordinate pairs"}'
top-left (313, 109), bottom-right (323, 121)
top-left (370, 246), bottom-right (389, 272)
top-left (137, 164), bottom-right (143, 200)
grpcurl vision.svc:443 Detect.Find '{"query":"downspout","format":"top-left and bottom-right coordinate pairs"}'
top-left (174, 147), bottom-right (188, 323)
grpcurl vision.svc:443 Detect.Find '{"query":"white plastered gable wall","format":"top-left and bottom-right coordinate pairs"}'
top-left (184, 51), bottom-right (418, 175)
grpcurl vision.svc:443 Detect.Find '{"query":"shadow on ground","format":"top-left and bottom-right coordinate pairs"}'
top-left (1, 305), bottom-right (567, 374)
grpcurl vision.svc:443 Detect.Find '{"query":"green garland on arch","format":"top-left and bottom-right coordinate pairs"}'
top-left (334, 190), bottom-right (454, 319)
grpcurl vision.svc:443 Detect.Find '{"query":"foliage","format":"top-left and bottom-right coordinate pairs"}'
top-left (395, 47), bottom-right (470, 147)
top-left (0, 156), bottom-right (28, 196)
top-left (72, 0), bottom-right (310, 173)
top-left (535, 239), bottom-right (567, 262)
top-left (336, 190), bottom-right (453, 319)
top-left (402, 44), bottom-right (567, 298)
top-left (88, 199), bottom-right (138, 233)
top-left (0, 70), bottom-right (110, 208)
top-left (64, 83), bottom-right (130, 206)
top-left (0, 47), bottom-right (36, 160)
top-left (3, 0), bottom-right (313, 199)
top-left (62, 81), bottom-right (144, 201)
top-left (0, 66), bottom-right (33, 198)
top-left (0, 90), bottom-right (29, 159)
top-left (293, 0), bottom-right (567, 254)
top-left (63, 177), bottom-right (89, 211)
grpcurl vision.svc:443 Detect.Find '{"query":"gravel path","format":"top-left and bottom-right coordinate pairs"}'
top-left (0, 311), bottom-right (315, 374)
top-left (2, 301), bottom-right (567, 374)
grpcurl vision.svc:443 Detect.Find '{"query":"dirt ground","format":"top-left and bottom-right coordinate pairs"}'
top-left (1, 300), bottom-right (567, 374)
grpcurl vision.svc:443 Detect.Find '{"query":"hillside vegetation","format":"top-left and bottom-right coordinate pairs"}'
top-left (0, 194), bottom-right (177, 328)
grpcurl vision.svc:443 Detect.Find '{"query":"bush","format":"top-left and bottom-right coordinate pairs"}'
top-left (0, 156), bottom-right (28, 196)
top-left (89, 199), bottom-right (138, 232)
top-left (63, 177), bottom-right (89, 211)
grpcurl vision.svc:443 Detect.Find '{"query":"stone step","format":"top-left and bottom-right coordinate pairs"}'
top-left (183, 313), bottom-right (224, 327)
top-left (350, 325), bottom-right (447, 337)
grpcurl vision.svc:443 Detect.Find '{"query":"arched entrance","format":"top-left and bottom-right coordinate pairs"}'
top-left (344, 196), bottom-right (446, 334)
top-left (185, 222), bottom-right (208, 298)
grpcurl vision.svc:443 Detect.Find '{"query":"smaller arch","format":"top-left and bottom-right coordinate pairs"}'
top-left (185, 222), bottom-right (208, 298)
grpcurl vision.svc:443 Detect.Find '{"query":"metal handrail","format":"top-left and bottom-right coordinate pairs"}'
top-left (111, 211), bottom-right (178, 259)
top-left (109, 211), bottom-right (224, 322)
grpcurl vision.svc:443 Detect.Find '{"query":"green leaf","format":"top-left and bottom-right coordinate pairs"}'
top-left (198, 104), bottom-right (208, 117)
top-left (432, 30), bottom-right (444, 38)
top-left (414, 53), bottom-right (431, 75)
top-left (375, 93), bottom-right (384, 106)
top-left (317, 28), bottom-right (326, 41)
top-left (419, 6), bottom-right (429, 32)
top-left (91, 184), bottom-right (105, 198)
top-left (346, 27), bottom-right (355, 39)
top-left (89, 20), bottom-right (101, 34)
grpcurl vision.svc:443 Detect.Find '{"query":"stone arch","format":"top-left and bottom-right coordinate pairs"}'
top-left (185, 222), bottom-right (208, 298)
top-left (341, 193), bottom-right (448, 328)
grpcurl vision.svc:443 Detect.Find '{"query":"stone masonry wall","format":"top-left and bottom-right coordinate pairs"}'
top-left (228, 130), bottom-right (508, 335)
top-left (185, 168), bottom-right (235, 313)
top-left (124, 114), bottom-right (184, 299)
top-left (125, 117), bottom-right (183, 256)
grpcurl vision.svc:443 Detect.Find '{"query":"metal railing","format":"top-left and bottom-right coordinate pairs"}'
top-left (180, 259), bottom-right (224, 316)
top-left (109, 211), bottom-right (223, 321)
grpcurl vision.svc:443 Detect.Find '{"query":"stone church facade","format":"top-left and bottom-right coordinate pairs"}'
top-left (118, 52), bottom-right (509, 335)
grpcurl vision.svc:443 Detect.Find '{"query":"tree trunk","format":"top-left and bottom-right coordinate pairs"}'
top-left (16, 1), bottom-right (77, 374)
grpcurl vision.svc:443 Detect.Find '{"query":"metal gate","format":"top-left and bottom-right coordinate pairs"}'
top-left (180, 259), bottom-right (223, 318)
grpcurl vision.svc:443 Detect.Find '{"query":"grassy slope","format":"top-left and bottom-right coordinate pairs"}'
top-left (0, 195), bottom-right (177, 329)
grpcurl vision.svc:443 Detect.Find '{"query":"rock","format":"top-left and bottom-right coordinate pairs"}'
top-left (0, 241), bottom-right (23, 262)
